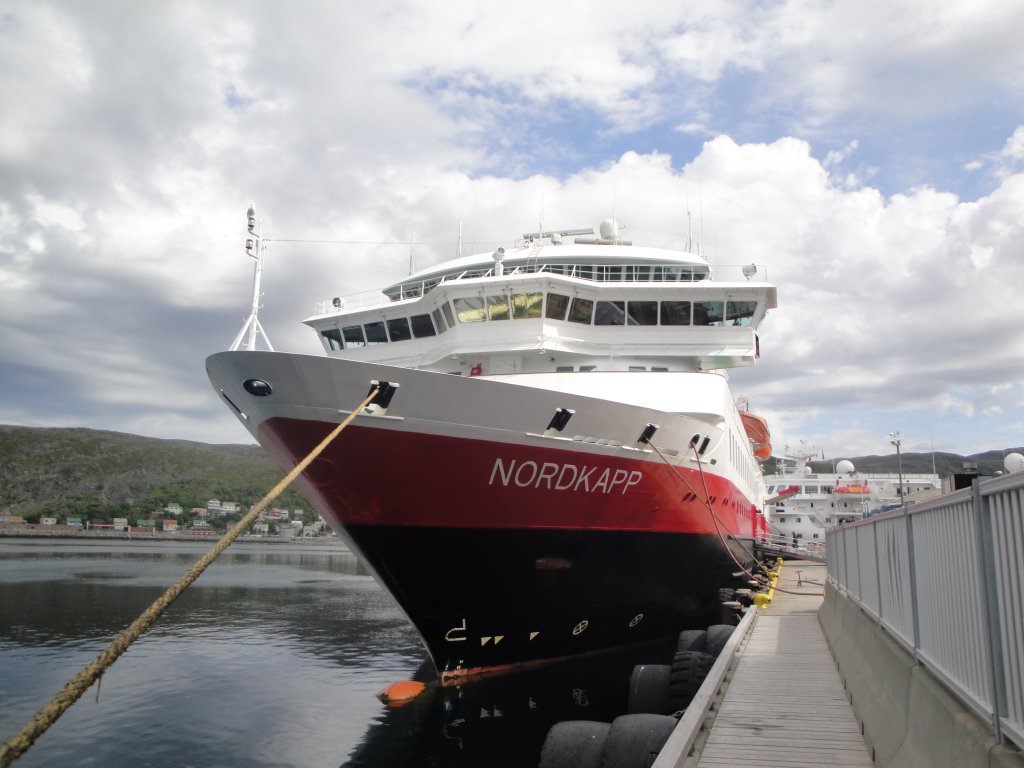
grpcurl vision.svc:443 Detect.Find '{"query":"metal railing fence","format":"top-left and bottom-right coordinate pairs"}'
top-left (827, 472), bottom-right (1024, 750)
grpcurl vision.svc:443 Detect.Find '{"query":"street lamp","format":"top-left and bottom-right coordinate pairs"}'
top-left (889, 431), bottom-right (905, 508)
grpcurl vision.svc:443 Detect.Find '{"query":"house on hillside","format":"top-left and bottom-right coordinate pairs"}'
top-left (162, 520), bottom-right (179, 533)
top-left (164, 504), bottom-right (183, 516)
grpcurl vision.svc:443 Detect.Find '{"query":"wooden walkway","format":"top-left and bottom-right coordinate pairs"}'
top-left (696, 567), bottom-right (873, 767)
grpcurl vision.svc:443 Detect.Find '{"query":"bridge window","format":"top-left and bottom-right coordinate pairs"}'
top-left (431, 308), bottom-right (447, 332)
top-left (487, 294), bottom-right (510, 321)
top-left (512, 292), bottom-right (543, 319)
top-left (726, 301), bottom-right (757, 326)
top-left (556, 366), bottom-right (574, 372)
top-left (660, 301), bottom-right (691, 325)
top-left (568, 298), bottom-right (594, 324)
top-left (454, 297), bottom-right (485, 322)
top-left (595, 300), bottom-right (626, 325)
top-left (579, 365), bottom-right (597, 371)
top-left (546, 293), bottom-right (570, 320)
top-left (364, 321), bottom-right (388, 345)
top-left (410, 314), bottom-right (436, 338)
top-left (627, 301), bottom-right (658, 325)
top-left (693, 301), bottom-right (725, 326)
top-left (386, 317), bottom-right (412, 342)
top-left (441, 302), bottom-right (456, 328)
top-left (321, 328), bottom-right (343, 351)
top-left (342, 325), bottom-right (366, 348)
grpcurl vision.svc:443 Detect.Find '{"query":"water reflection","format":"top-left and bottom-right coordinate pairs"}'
top-left (0, 539), bottom-right (659, 767)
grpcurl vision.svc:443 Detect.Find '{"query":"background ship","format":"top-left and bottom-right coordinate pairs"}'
top-left (208, 215), bottom-right (778, 682)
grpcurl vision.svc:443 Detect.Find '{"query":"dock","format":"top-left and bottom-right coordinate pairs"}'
top-left (659, 562), bottom-right (874, 767)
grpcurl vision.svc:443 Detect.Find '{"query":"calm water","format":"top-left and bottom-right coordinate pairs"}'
top-left (0, 538), bottom-right (662, 767)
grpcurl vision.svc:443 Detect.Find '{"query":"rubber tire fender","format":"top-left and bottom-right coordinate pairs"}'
top-left (627, 664), bottom-right (672, 715)
top-left (538, 720), bottom-right (610, 768)
top-left (668, 650), bottom-right (715, 710)
top-left (597, 713), bottom-right (677, 768)
top-left (676, 629), bottom-right (706, 654)
top-left (704, 624), bottom-right (735, 657)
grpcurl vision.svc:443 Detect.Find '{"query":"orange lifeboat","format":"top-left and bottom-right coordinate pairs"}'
top-left (835, 485), bottom-right (871, 494)
top-left (740, 411), bottom-right (772, 460)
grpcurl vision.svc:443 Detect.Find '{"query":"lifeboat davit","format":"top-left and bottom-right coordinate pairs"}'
top-left (740, 411), bottom-right (772, 460)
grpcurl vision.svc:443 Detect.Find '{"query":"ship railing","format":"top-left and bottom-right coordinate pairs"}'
top-left (827, 472), bottom-right (1024, 751)
top-left (314, 262), bottom-right (770, 313)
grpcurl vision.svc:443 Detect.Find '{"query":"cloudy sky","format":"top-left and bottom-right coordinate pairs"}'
top-left (2, 0), bottom-right (1023, 459)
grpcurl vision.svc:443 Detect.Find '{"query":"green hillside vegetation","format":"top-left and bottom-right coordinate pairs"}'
top-left (0, 426), bottom-right (317, 528)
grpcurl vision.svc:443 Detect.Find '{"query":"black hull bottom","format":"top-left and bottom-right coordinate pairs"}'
top-left (342, 525), bottom-right (754, 680)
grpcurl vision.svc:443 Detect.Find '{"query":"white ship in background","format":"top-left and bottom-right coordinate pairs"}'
top-left (763, 442), bottom-right (941, 549)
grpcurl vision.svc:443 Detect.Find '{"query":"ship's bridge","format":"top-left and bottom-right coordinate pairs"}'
top-left (303, 225), bottom-right (777, 376)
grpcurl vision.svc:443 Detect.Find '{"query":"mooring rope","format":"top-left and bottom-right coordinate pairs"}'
top-left (649, 441), bottom-right (823, 597)
top-left (0, 388), bottom-right (378, 767)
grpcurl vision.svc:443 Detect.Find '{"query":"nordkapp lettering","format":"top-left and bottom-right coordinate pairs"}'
top-left (488, 458), bottom-right (643, 494)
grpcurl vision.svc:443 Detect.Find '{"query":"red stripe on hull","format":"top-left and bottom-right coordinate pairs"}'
top-left (256, 417), bottom-right (763, 538)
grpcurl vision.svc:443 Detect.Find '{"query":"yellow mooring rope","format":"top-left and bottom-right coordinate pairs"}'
top-left (0, 388), bottom-right (377, 767)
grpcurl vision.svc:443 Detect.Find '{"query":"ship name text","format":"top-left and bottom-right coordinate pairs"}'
top-left (488, 458), bottom-right (643, 495)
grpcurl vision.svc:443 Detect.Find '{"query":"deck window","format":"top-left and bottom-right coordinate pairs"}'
top-left (386, 317), bottom-right (412, 342)
top-left (364, 321), bottom-right (388, 345)
top-left (660, 301), bottom-right (691, 325)
top-left (556, 366), bottom-right (574, 372)
top-left (321, 328), bottom-right (343, 351)
top-left (487, 294), bottom-right (510, 321)
top-left (546, 293), bottom-right (570, 320)
top-left (342, 325), bottom-right (366, 348)
top-left (627, 301), bottom-right (658, 325)
top-left (568, 297), bottom-right (594, 324)
top-left (595, 300), bottom-right (626, 326)
top-left (726, 301), bottom-right (757, 326)
top-left (693, 301), bottom-right (725, 326)
top-left (512, 292), bottom-right (543, 319)
top-left (454, 297), bottom-right (485, 323)
top-left (441, 302), bottom-right (456, 328)
top-left (410, 314), bottom-right (436, 338)
top-left (431, 308), bottom-right (447, 333)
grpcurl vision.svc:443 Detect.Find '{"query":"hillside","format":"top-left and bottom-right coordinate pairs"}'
top-left (762, 448), bottom-right (1023, 478)
top-left (0, 425), bottom-right (314, 520)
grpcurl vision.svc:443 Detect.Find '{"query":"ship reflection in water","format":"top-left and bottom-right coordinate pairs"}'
top-left (0, 539), bottom-right (668, 768)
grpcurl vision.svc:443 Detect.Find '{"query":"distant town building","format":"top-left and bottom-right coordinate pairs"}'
top-left (162, 520), bottom-right (179, 533)
top-left (164, 504), bottom-right (183, 516)
top-left (113, 517), bottom-right (129, 532)
top-left (40, 517), bottom-right (57, 526)
top-left (191, 507), bottom-right (207, 517)
top-left (137, 519), bottom-right (156, 528)
top-left (0, 515), bottom-right (26, 525)
top-left (251, 521), bottom-right (269, 536)
top-left (66, 517), bottom-right (82, 527)
top-left (207, 500), bottom-right (240, 517)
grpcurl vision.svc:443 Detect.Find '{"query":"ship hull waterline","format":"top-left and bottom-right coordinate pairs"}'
top-left (207, 351), bottom-right (766, 683)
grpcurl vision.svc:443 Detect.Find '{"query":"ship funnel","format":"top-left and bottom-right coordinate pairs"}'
top-left (492, 247), bottom-right (506, 276)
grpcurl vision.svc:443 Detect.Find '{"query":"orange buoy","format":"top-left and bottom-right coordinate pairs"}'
top-left (376, 680), bottom-right (427, 707)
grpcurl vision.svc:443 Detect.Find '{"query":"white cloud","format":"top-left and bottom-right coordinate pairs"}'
top-left (2, 1), bottom-right (1024, 457)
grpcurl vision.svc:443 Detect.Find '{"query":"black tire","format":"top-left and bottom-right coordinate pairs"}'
top-left (539, 720), bottom-right (610, 768)
top-left (704, 624), bottom-right (735, 657)
top-left (668, 651), bottom-right (715, 710)
top-left (675, 629), bottom-right (706, 654)
top-left (627, 664), bottom-right (671, 715)
top-left (597, 713), bottom-right (677, 768)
